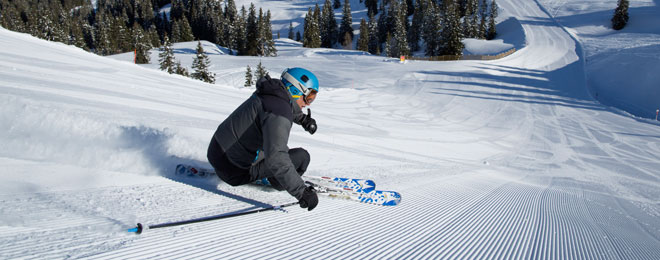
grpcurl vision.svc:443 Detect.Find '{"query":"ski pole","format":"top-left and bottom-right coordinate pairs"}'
top-left (128, 201), bottom-right (299, 234)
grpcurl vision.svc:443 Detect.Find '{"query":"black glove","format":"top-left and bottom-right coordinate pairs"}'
top-left (301, 108), bottom-right (317, 135)
top-left (299, 186), bottom-right (318, 211)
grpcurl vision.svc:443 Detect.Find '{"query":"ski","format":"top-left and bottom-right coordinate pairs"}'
top-left (307, 181), bottom-right (401, 206)
top-left (255, 176), bottom-right (376, 193)
top-left (302, 175), bottom-right (376, 193)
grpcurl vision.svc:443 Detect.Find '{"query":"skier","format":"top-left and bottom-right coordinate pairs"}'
top-left (207, 67), bottom-right (320, 211)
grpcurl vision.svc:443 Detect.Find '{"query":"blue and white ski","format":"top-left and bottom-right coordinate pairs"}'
top-left (307, 181), bottom-right (401, 206)
top-left (302, 175), bottom-right (376, 193)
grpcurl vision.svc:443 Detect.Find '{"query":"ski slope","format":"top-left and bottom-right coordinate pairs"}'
top-left (1, 0), bottom-right (660, 259)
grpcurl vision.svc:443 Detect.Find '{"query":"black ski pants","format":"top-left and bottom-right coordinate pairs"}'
top-left (207, 138), bottom-right (310, 188)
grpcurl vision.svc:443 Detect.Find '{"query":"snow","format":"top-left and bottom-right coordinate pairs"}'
top-left (538, 0), bottom-right (660, 119)
top-left (2, 0), bottom-right (660, 258)
top-left (462, 16), bottom-right (526, 56)
top-left (158, 4), bottom-right (172, 20)
top-left (462, 38), bottom-right (514, 55)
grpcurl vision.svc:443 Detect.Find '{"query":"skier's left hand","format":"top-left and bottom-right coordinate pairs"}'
top-left (301, 108), bottom-right (317, 135)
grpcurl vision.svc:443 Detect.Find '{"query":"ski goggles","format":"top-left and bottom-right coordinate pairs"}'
top-left (303, 89), bottom-right (318, 105)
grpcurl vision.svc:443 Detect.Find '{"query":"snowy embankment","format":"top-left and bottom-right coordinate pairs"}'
top-left (462, 17), bottom-right (525, 56)
top-left (538, 0), bottom-right (660, 119)
top-left (2, 0), bottom-right (660, 258)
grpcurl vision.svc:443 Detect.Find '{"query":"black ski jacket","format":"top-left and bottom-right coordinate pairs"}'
top-left (211, 76), bottom-right (307, 199)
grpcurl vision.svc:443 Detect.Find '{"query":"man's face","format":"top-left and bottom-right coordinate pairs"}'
top-left (295, 97), bottom-right (307, 109)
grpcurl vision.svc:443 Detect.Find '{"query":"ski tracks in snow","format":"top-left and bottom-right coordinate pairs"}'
top-left (2, 0), bottom-right (660, 258)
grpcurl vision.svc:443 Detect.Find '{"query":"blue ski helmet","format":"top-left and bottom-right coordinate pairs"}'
top-left (281, 67), bottom-right (319, 103)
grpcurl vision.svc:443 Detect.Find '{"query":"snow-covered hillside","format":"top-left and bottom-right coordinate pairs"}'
top-left (2, 0), bottom-right (660, 259)
top-left (538, 0), bottom-right (660, 119)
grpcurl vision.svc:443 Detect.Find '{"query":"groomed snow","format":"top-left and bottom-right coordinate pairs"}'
top-left (1, 0), bottom-right (660, 259)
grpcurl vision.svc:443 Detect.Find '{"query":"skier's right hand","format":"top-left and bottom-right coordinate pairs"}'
top-left (299, 186), bottom-right (318, 211)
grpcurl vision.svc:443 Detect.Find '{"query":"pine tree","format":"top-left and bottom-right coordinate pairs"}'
top-left (367, 12), bottom-right (380, 55)
top-left (296, 31), bottom-right (302, 42)
top-left (334, 0), bottom-right (341, 9)
top-left (0, 4), bottom-right (23, 32)
top-left (486, 0), bottom-right (498, 40)
top-left (479, 0), bottom-right (488, 39)
top-left (303, 7), bottom-right (321, 48)
top-left (171, 0), bottom-right (185, 21)
top-left (175, 60), bottom-right (189, 77)
top-left (262, 10), bottom-right (277, 56)
top-left (339, 0), bottom-right (353, 48)
top-left (423, 0), bottom-right (443, 56)
top-left (357, 18), bottom-right (369, 52)
top-left (190, 0), bottom-right (205, 40)
top-left (138, 0), bottom-right (155, 29)
top-left (70, 23), bottom-right (88, 50)
top-left (256, 61), bottom-right (269, 79)
top-left (400, 0), bottom-right (409, 22)
top-left (245, 65), bottom-right (254, 87)
top-left (191, 41), bottom-right (216, 83)
top-left (612, 0), bottom-right (629, 30)
top-left (321, 0), bottom-right (338, 48)
top-left (255, 8), bottom-right (265, 56)
top-left (377, 2), bottom-right (389, 44)
top-left (408, 0), bottom-right (424, 52)
top-left (388, 1), bottom-right (409, 58)
top-left (384, 32), bottom-right (392, 57)
top-left (115, 14), bottom-right (132, 52)
top-left (51, 2), bottom-right (70, 43)
top-left (225, 0), bottom-right (239, 54)
top-left (214, 11), bottom-right (226, 46)
top-left (179, 16), bottom-right (195, 42)
top-left (68, 6), bottom-right (90, 49)
top-left (303, 8), bottom-right (312, 47)
top-left (288, 21), bottom-right (295, 39)
top-left (235, 6), bottom-right (248, 55)
top-left (463, 0), bottom-right (479, 38)
top-left (147, 25), bottom-right (160, 48)
top-left (313, 4), bottom-right (322, 47)
top-left (159, 35), bottom-right (176, 73)
top-left (162, 11), bottom-right (171, 35)
top-left (406, 0), bottom-right (414, 16)
top-left (133, 23), bottom-right (151, 64)
top-left (365, 0), bottom-right (379, 16)
top-left (442, 0), bottom-right (464, 57)
top-left (95, 12), bottom-right (112, 55)
top-left (246, 3), bottom-right (258, 55)
top-left (386, 0), bottom-right (401, 42)
top-left (33, 1), bottom-right (65, 42)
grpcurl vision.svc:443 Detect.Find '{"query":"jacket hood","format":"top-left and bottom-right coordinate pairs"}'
top-left (256, 75), bottom-right (290, 102)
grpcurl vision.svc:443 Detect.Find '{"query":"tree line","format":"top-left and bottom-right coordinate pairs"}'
top-left (1, 0), bottom-right (501, 63)
top-left (299, 0), bottom-right (499, 59)
top-left (0, 0), bottom-right (277, 60)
